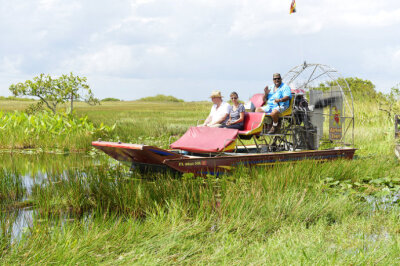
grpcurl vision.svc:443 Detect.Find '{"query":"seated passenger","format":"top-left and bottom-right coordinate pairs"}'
top-left (256, 73), bottom-right (292, 134)
top-left (201, 90), bottom-right (230, 127)
top-left (222, 92), bottom-right (244, 130)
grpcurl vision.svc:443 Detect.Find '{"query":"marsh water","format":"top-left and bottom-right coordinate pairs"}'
top-left (0, 152), bottom-right (110, 243)
top-left (2, 151), bottom-right (400, 250)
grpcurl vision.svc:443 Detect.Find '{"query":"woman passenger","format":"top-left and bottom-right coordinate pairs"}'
top-left (223, 92), bottom-right (245, 130)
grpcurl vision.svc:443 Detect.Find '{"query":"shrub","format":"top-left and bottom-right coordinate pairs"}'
top-left (101, 98), bottom-right (121, 102)
top-left (138, 94), bottom-right (184, 102)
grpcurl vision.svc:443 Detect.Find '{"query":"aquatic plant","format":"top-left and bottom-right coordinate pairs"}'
top-left (0, 111), bottom-right (115, 150)
top-left (0, 170), bottom-right (25, 207)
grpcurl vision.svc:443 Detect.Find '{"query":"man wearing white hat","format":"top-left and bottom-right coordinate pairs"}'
top-left (201, 90), bottom-right (230, 127)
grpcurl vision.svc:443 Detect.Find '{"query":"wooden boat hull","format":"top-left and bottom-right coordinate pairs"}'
top-left (92, 141), bottom-right (356, 176)
top-left (163, 148), bottom-right (356, 176)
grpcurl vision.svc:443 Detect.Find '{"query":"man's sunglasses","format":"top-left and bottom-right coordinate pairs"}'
top-left (273, 78), bottom-right (281, 80)
top-left (231, 97), bottom-right (238, 100)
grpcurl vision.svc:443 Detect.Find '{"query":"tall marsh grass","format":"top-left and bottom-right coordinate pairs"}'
top-left (28, 157), bottom-right (399, 218)
top-left (1, 93), bottom-right (400, 264)
top-left (0, 170), bottom-right (25, 208)
top-left (3, 158), bottom-right (400, 264)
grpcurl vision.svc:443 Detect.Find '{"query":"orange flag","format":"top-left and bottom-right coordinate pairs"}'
top-left (290, 0), bottom-right (296, 14)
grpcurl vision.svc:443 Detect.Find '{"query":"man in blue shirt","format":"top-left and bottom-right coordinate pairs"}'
top-left (256, 73), bottom-right (292, 134)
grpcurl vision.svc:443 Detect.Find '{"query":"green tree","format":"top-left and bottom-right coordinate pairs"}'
top-left (379, 84), bottom-right (400, 118)
top-left (57, 73), bottom-right (99, 112)
top-left (339, 77), bottom-right (378, 99)
top-left (9, 73), bottom-right (98, 114)
top-left (314, 77), bottom-right (379, 100)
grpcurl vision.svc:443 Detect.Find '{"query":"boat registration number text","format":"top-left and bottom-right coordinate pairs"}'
top-left (178, 161), bottom-right (206, 167)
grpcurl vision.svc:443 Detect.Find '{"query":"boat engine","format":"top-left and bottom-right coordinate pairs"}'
top-left (291, 93), bottom-right (319, 150)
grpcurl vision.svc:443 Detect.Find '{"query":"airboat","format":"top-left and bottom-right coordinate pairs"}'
top-left (93, 63), bottom-right (356, 176)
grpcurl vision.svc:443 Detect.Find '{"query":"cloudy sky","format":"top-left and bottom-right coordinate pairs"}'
top-left (0, 0), bottom-right (399, 101)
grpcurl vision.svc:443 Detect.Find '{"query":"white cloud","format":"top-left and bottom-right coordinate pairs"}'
top-left (0, 56), bottom-right (23, 75)
top-left (1, 0), bottom-right (400, 98)
top-left (394, 49), bottom-right (400, 61)
top-left (61, 45), bottom-right (138, 75)
top-left (39, 0), bottom-right (81, 13)
top-left (341, 9), bottom-right (400, 27)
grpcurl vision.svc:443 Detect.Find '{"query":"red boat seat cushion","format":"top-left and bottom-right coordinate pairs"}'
top-left (250, 93), bottom-right (265, 108)
top-left (170, 127), bottom-right (238, 153)
top-left (238, 112), bottom-right (265, 135)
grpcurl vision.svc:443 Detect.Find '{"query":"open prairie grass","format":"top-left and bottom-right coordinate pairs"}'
top-left (0, 100), bottom-right (36, 111)
top-left (0, 97), bottom-right (396, 153)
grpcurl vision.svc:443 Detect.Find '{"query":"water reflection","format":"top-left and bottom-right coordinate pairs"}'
top-left (1, 152), bottom-right (109, 246)
top-left (10, 208), bottom-right (33, 244)
top-left (364, 192), bottom-right (400, 212)
top-left (1, 152), bottom-right (99, 175)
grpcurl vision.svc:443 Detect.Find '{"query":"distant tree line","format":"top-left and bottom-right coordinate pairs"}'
top-left (101, 97), bottom-right (121, 102)
top-left (138, 94), bottom-right (184, 102)
top-left (0, 96), bottom-right (34, 101)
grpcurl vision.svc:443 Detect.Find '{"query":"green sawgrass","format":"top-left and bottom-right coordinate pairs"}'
top-left (26, 157), bottom-right (399, 216)
top-left (2, 177), bottom-right (400, 264)
top-left (0, 170), bottom-right (25, 209)
top-left (1, 156), bottom-right (399, 263)
top-left (0, 152), bottom-right (101, 176)
top-left (10, 213), bottom-right (399, 264)
top-left (0, 211), bottom-right (19, 255)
